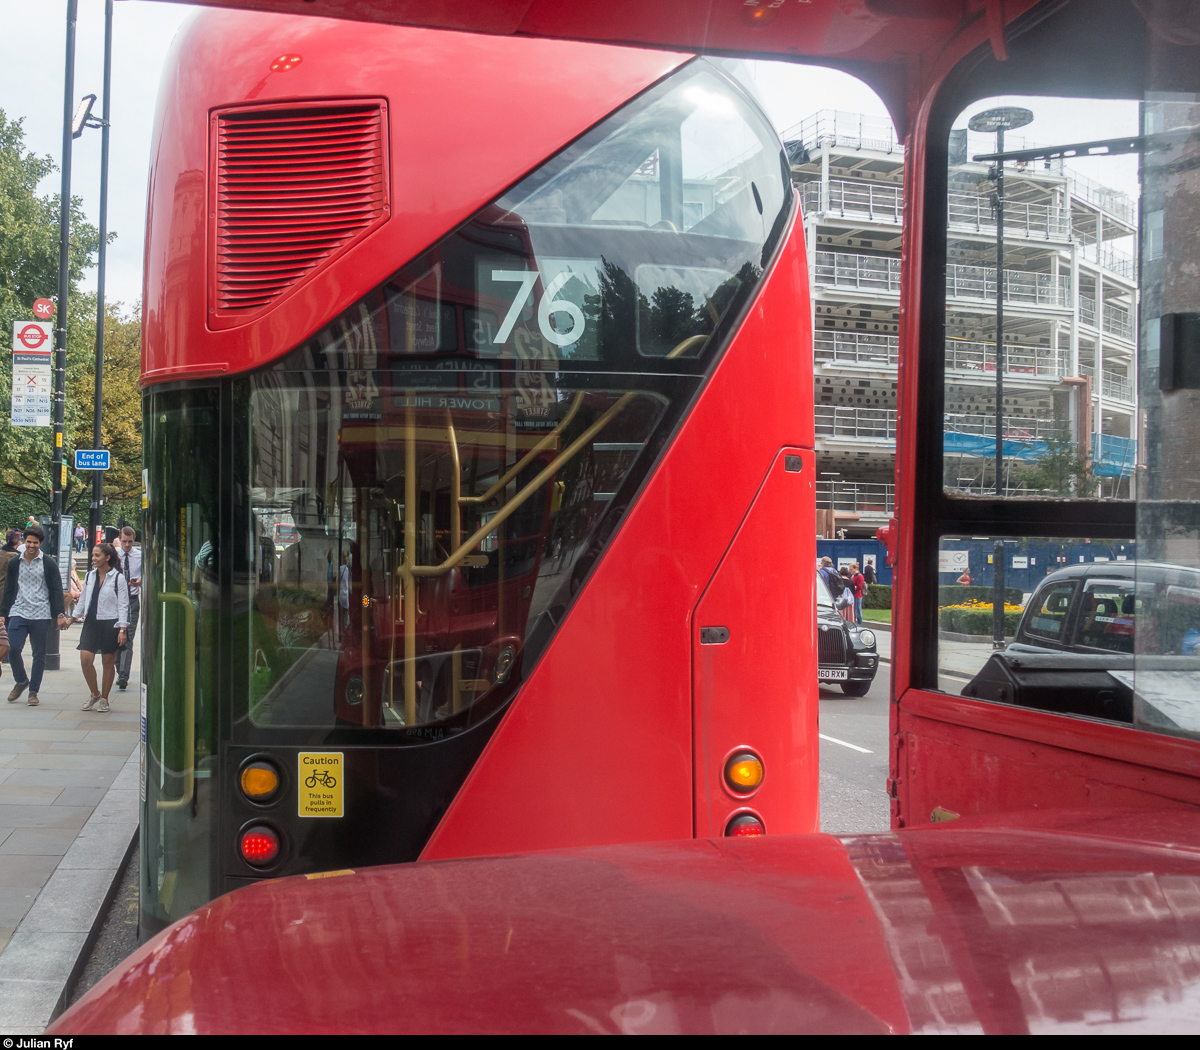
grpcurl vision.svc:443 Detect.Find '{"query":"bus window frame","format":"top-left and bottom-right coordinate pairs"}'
top-left (885, 1), bottom-right (1200, 823)
top-left (904, 1), bottom-right (1142, 693)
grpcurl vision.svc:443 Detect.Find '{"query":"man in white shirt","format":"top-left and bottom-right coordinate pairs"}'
top-left (0, 525), bottom-right (68, 706)
top-left (115, 526), bottom-right (143, 690)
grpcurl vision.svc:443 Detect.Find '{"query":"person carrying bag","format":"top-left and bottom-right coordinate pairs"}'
top-left (837, 566), bottom-right (856, 623)
top-left (73, 542), bottom-right (129, 714)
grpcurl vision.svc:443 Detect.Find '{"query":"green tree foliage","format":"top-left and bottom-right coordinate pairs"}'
top-left (1021, 431), bottom-right (1098, 497)
top-left (582, 258), bottom-right (761, 357)
top-left (0, 108), bottom-right (137, 527)
top-left (66, 301), bottom-right (142, 516)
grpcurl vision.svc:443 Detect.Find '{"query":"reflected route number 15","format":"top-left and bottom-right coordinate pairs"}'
top-left (492, 269), bottom-right (585, 347)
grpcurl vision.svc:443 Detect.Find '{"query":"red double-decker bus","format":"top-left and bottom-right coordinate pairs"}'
top-left (57, 0), bottom-right (1200, 1033)
top-left (136, 8), bottom-right (818, 937)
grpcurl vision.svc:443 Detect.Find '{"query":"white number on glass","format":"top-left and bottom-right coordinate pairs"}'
top-left (538, 271), bottom-right (586, 347)
top-left (491, 269), bottom-right (585, 347)
top-left (492, 270), bottom-right (539, 343)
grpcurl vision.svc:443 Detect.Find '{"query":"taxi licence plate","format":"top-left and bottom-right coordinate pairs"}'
top-left (818, 668), bottom-right (849, 681)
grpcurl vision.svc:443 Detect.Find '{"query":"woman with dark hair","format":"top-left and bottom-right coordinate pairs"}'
top-left (837, 566), bottom-right (856, 623)
top-left (72, 542), bottom-right (129, 713)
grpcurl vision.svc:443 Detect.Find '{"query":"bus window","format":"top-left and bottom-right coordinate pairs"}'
top-left (935, 535), bottom-right (1134, 697)
top-left (1135, 19), bottom-right (1200, 740)
top-left (235, 58), bottom-right (792, 737)
top-left (142, 389), bottom-right (220, 929)
top-left (920, 84), bottom-right (1144, 719)
top-left (1075, 580), bottom-right (1138, 654)
top-left (941, 96), bottom-right (1138, 503)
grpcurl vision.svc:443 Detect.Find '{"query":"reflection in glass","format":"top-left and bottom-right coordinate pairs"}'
top-left (142, 391), bottom-right (220, 929)
top-left (246, 375), bottom-right (672, 733)
top-left (235, 58), bottom-right (792, 738)
top-left (1135, 29), bottom-right (1200, 740)
top-left (943, 98), bottom-right (1139, 500)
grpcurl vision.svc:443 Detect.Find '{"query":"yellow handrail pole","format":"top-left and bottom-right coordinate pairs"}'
top-left (666, 333), bottom-right (707, 359)
top-left (459, 392), bottom-right (585, 506)
top-left (156, 593), bottom-right (195, 811)
top-left (359, 485), bottom-right (370, 726)
top-left (388, 503), bottom-right (397, 715)
top-left (447, 409), bottom-right (464, 714)
top-left (404, 390), bottom-right (418, 727)
top-left (412, 392), bottom-right (635, 579)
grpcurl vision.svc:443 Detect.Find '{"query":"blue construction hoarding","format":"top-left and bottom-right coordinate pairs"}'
top-left (817, 538), bottom-right (892, 585)
top-left (937, 538), bottom-right (1137, 594)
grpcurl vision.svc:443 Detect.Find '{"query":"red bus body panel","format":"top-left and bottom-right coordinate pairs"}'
top-left (423, 212), bottom-right (815, 858)
top-left (692, 446), bottom-right (817, 838)
top-left (53, 813), bottom-right (1200, 1035)
top-left (142, 10), bottom-right (687, 383)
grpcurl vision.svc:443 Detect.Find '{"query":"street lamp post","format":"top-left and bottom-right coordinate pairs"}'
top-left (968, 105), bottom-right (1033, 649)
top-left (46, 0), bottom-right (80, 672)
top-left (88, 1), bottom-right (114, 549)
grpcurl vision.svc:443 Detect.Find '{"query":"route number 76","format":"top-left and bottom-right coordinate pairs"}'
top-left (492, 270), bottom-right (585, 348)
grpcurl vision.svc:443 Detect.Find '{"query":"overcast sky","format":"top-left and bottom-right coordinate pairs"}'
top-left (0, 2), bottom-right (1138, 310)
top-left (0, 1), bottom-right (194, 308)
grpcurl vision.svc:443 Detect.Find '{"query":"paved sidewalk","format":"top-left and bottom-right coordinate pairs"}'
top-left (0, 622), bottom-right (140, 954)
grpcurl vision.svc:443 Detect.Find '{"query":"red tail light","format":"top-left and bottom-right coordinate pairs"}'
top-left (725, 813), bottom-right (765, 837)
top-left (240, 825), bottom-right (281, 865)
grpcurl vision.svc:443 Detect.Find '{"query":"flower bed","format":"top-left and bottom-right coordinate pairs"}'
top-left (939, 599), bottom-right (1023, 635)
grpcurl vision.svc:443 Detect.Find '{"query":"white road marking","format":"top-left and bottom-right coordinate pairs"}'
top-left (819, 733), bottom-right (874, 754)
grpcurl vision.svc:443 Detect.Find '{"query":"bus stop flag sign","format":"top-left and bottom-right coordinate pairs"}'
top-left (11, 321), bottom-right (53, 427)
top-left (74, 449), bottom-right (111, 470)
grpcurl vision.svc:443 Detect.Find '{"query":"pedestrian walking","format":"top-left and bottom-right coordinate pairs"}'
top-left (73, 524), bottom-right (85, 552)
top-left (863, 558), bottom-right (877, 587)
top-left (851, 562), bottom-right (866, 625)
top-left (0, 524), bottom-right (69, 706)
top-left (339, 553), bottom-right (351, 634)
top-left (114, 527), bottom-right (142, 690)
top-left (818, 556), bottom-right (842, 601)
top-left (74, 542), bottom-right (130, 713)
top-left (837, 566), bottom-right (856, 623)
top-left (65, 561), bottom-right (83, 618)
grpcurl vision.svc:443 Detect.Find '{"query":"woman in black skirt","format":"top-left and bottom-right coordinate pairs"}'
top-left (74, 542), bottom-right (129, 713)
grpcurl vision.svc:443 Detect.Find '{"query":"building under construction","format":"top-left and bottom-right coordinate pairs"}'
top-left (786, 110), bottom-right (1138, 538)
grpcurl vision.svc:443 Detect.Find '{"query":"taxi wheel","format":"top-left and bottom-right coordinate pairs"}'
top-left (841, 681), bottom-right (871, 697)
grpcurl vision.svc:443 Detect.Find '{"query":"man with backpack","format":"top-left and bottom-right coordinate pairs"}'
top-left (0, 524), bottom-right (68, 706)
top-left (818, 557), bottom-right (842, 601)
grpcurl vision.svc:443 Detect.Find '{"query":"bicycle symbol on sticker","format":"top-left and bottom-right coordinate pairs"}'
top-left (305, 769), bottom-right (337, 789)
top-left (298, 751), bottom-right (344, 817)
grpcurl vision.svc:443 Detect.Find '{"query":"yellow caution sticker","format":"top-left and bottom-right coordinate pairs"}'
top-left (305, 869), bottom-right (355, 880)
top-left (298, 752), bottom-right (344, 817)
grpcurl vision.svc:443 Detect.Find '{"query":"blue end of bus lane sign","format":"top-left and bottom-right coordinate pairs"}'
top-left (74, 449), bottom-right (110, 470)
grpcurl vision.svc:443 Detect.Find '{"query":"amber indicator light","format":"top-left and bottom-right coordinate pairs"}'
top-left (724, 751), bottom-right (764, 793)
top-left (240, 825), bottom-right (281, 866)
top-left (725, 813), bottom-right (766, 837)
top-left (240, 761), bottom-right (281, 801)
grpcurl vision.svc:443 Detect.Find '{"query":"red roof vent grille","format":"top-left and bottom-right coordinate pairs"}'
top-left (212, 103), bottom-right (388, 317)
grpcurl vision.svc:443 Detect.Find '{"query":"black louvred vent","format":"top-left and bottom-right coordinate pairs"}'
top-left (213, 103), bottom-right (387, 313)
